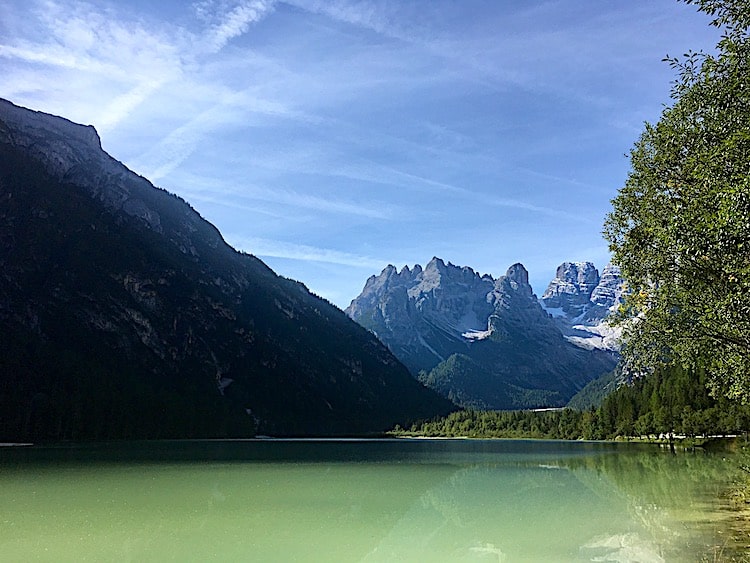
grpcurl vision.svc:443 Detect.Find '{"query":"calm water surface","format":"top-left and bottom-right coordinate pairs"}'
top-left (0, 439), bottom-right (747, 562)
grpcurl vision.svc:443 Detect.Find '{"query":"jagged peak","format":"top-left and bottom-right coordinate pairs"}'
top-left (562, 260), bottom-right (595, 268)
top-left (382, 264), bottom-right (397, 276)
top-left (555, 261), bottom-right (598, 279)
top-left (600, 263), bottom-right (621, 275)
top-left (505, 263), bottom-right (529, 285)
top-left (426, 256), bottom-right (446, 270)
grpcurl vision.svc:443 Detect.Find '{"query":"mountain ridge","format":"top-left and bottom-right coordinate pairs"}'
top-left (346, 259), bottom-right (618, 410)
top-left (0, 98), bottom-right (453, 441)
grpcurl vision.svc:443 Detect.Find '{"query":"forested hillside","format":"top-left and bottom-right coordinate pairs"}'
top-left (0, 99), bottom-right (453, 441)
top-left (398, 0), bottom-right (750, 448)
top-left (402, 365), bottom-right (750, 440)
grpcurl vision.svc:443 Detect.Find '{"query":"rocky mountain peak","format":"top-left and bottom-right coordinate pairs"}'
top-left (540, 261), bottom-right (625, 352)
top-left (0, 98), bottom-right (102, 151)
top-left (505, 263), bottom-right (529, 286)
top-left (347, 258), bottom-right (617, 410)
top-left (590, 264), bottom-right (624, 307)
top-left (426, 256), bottom-right (446, 269)
top-left (541, 261), bottom-right (600, 316)
top-left (541, 261), bottom-right (624, 318)
top-left (0, 98), bottom-right (176, 236)
top-left (382, 264), bottom-right (398, 278)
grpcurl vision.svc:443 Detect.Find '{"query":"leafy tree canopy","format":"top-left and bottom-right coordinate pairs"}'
top-left (604, 0), bottom-right (750, 399)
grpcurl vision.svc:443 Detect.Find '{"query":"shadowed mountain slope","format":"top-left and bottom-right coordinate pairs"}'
top-left (0, 99), bottom-right (453, 441)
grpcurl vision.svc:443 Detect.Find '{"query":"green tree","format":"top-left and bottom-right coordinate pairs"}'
top-left (604, 0), bottom-right (750, 400)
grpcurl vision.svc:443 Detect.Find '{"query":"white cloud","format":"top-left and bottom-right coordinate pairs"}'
top-left (1, 0), bottom-right (278, 136)
top-left (131, 104), bottom-right (237, 180)
top-left (227, 236), bottom-right (388, 269)
top-left (254, 188), bottom-right (396, 219)
top-left (0, 45), bottom-right (77, 69)
top-left (202, 0), bottom-right (276, 53)
top-left (97, 81), bottom-right (169, 134)
top-left (324, 161), bottom-right (586, 221)
top-left (129, 87), bottom-right (310, 180)
top-left (169, 171), bottom-right (397, 220)
top-left (486, 197), bottom-right (596, 223)
top-left (289, 0), bottom-right (392, 35)
top-left (0, 1), bottom-right (184, 130)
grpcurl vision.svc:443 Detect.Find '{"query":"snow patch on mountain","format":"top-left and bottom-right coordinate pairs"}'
top-left (346, 258), bottom-right (618, 409)
top-left (540, 262), bottom-right (625, 352)
top-left (461, 329), bottom-right (492, 341)
top-left (539, 303), bottom-right (568, 319)
top-left (564, 323), bottom-right (623, 352)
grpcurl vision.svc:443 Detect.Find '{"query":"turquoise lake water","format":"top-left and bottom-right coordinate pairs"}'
top-left (0, 439), bottom-right (747, 562)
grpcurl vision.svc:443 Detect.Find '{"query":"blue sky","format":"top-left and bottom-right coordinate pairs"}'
top-left (0, 0), bottom-right (722, 308)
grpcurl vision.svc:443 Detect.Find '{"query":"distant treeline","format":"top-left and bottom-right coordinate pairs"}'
top-left (398, 366), bottom-right (750, 440)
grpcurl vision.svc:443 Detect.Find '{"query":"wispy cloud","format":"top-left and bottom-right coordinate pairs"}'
top-left (130, 85), bottom-right (312, 179)
top-left (486, 197), bottom-right (596, 223)
top-left (227, 236), bottom-right (388, 269)
top-left (323, 160), bottom-right (590, 221)
top-left (256, 188), bottom-right (396, 219)
top-left (518, 168), bottom-right (606, 193)
top-left (0, 0), bottom-right (278, 135)
top-left (288, 0), bottom-right (399, 37)
top-left (131, 101), bottom-right (241, 180)
top-left (0, 0), bottom-right (721, 308)
top-left (182, 193), bottom-right (293, 220)
top-left (198, 0), bottom-right (277, 53)
top-left (173, 171), bottom-right (399, 219)
top-left (97, 80), bottom-right (169, 133)
top-left (285, 0), bottom-right (530, 93)
top-left (0, 1), bottom-right (183, 130)
top-left (0, 45), bottom-right (78, 69)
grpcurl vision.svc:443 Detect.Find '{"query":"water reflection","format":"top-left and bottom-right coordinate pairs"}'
top-left (0, 440), bottom-right (746, 562)
top-left (362, 462), bottom-right (666, 561)
top-left (564, 447), bottom-right (750, 561)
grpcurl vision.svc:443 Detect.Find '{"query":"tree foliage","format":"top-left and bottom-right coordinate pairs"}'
top-left (603, 0), bottom-right (750, 399)
top-left (402, 365), bottom-right (750, 440)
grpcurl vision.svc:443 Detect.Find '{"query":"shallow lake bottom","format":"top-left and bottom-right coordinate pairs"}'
top-left (0, 439), bottom-right (746, 562)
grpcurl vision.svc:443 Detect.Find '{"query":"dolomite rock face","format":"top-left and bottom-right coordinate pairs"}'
top-left (346, 258), bottom-right (496, 373)
top-left (540, 262), bottom-right (625, 351)
top-left (591, 264), bottom-right (625, 309)
top-left (541, 261), bottom-right (600, 317)
top-left (347, 259), bottom-right (617, 410)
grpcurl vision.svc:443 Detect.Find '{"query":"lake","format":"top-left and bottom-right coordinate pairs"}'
top-left (0, 439), bottom-right (747, 562)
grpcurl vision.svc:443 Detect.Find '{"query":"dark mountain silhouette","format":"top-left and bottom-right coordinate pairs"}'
top-left (0, 99), bottom-right (453, 441)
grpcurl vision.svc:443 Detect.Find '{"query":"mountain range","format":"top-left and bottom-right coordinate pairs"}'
top-left (540, 261), bottom-right (625, 351)
top-left (0, 98), bottom-right (453, 441)
top-left (346, 258), bottom-right (620, 410)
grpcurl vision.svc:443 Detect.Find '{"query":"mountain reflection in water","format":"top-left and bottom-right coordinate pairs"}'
top-left (0, 439), bottom-right (746, 562)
